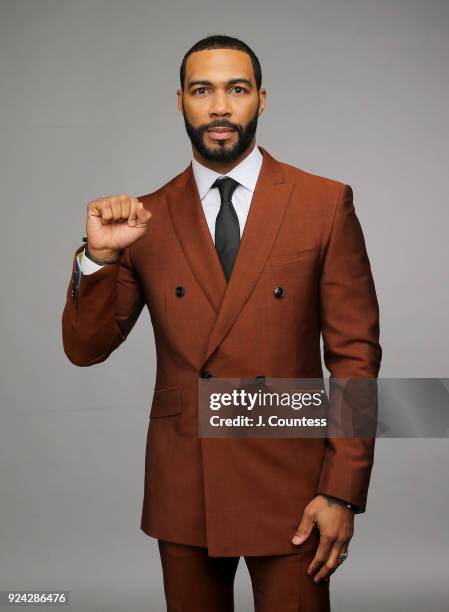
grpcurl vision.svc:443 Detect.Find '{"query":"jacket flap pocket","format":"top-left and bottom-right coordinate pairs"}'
top-left (270, 247), bottom-right (319, 266)
top-left (150, 387), bottom-right (182, 418)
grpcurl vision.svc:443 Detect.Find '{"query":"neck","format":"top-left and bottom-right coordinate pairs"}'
top-left (192, 139), bottom-right (257, 174)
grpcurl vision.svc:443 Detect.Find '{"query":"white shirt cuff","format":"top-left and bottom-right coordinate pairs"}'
top-left (78, 249), bottom-right (105, 275)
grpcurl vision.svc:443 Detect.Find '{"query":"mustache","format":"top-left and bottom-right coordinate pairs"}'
top-left (199, 120), bottom-right (242, 133)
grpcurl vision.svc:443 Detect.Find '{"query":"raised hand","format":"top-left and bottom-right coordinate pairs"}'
top-left (85, 194), bottom-right (152, 260)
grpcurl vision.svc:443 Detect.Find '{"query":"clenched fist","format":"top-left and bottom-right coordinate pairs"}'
top-left (86, 194), bottom-right (152, 260)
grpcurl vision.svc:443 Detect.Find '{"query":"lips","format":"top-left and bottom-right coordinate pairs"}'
top-left (206, 128), bottom-right (236, 141)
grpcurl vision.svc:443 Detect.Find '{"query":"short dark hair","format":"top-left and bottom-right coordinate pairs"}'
top-left (180, 35), bottom-right (262, 91)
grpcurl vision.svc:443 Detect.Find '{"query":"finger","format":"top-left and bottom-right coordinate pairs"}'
top-left (87, 198), bottom-right (108, 221)
top-left (110, 195), bottom-right (124, 222)
top-left (87, 198), bottom-right (100, 215)
top-left (328, 540), bottom-right (349, 570)
top-left (322, 568), bottom-right (335, 583)
top-left (292, 507), bottom-right (315, 545)
top-left (99, 199), bottom-right (113, 225)
top-left (313, 539), bottom-right (347, 583)
top-left (135, 200), bottom-right (151, 228)
top-left (120, 194), bottom-right (131, 220)
top-left (128, 197), bottom-right (139, 227)
top-left (307, 533), bottom-right (335, 577)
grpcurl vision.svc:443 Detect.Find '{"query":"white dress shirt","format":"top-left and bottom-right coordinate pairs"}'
top-left (79, 144), bottom-right (264, 275)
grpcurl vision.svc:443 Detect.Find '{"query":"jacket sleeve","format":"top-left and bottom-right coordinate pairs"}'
top-left (317, 184), bottom-right (382, 513)
top-left (62, 244), bottom-right (145, 366)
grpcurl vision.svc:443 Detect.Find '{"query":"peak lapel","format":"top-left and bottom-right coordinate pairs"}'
top-left (203, 146), bottom-right (296, 364)
top-left (167, 167), bottom-right (227, 313)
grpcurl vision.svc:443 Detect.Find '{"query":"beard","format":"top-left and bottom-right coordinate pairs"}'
top-left (182, 101), bottom-right (260, 163)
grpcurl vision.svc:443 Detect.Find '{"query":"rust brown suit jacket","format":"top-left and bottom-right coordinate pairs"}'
top-left (62, 145), bottom-right (382, 557)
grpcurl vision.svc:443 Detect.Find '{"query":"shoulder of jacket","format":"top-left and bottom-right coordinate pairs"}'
top-left (275, 158), bottom-right (353, 224)
top-left (135, 168), bottom-right (189, 208)
top-left (280, 159), bottom-right (347, 197)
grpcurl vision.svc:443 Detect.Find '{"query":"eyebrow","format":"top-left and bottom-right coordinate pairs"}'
top-left (188, 78), bottom-right (253, 89)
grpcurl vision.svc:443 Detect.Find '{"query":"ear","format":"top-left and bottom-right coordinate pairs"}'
top-left (177, 89), bottom-right (184, 114)
top-left (258, 88), bottom-right (267, 115)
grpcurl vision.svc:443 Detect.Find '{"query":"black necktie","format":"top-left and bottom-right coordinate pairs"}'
top-left (212, 177), bottom-right (241, 282)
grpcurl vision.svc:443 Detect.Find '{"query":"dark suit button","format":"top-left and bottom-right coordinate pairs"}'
top-left (273, 286), bottom-right (284, 299)
top-left (175, 286), bottom-right (185, 297)
top-left (200, 370), bottom-right (212, 378)
top-left (255, 375), bottom-right (265, 386)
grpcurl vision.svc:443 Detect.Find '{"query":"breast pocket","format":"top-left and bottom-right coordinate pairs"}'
top-left (150, 387), bottom-right (182, 418)
top-left (269, 246), bottom-right (320, 267)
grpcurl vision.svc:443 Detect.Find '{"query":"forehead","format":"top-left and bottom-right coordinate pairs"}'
top-left (185, 48), bottom-right (254, 84)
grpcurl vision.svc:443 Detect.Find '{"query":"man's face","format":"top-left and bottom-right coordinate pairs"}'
top-left (177, 48), bottom-right (266, 163)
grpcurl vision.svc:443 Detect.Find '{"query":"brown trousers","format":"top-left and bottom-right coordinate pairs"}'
top-left (158, 540), bottom-right (330, 612)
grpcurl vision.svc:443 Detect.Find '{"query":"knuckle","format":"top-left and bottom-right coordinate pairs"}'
top-left (320, 533), bottom-right (333, 542)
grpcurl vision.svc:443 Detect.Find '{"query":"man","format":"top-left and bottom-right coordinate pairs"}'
top-left (62, 35), bottom-right (382, 611)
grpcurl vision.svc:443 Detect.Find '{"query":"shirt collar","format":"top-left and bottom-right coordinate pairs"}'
top-left (191, 144), bottom-right (263, 200)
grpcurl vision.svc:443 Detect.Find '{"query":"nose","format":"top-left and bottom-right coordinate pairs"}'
top-left (209, 91), bottom-right (232, 118)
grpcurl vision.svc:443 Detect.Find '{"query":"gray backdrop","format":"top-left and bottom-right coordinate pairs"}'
top-left (1, 0), bottom-right (448, 610)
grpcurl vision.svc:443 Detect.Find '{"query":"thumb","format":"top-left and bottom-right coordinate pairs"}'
top-left (135, 201), bottom-right (152, 229)
top-left (292, 509), bottom-right (315, 545)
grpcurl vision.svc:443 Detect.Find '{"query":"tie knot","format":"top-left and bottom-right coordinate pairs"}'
top-left (212, 177), bottom-right (240, 203)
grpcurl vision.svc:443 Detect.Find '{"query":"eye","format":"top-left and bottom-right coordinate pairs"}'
top-left (193, 87), bottom-right (209, 95)
top-left (231, 86), bottom-right (247, 94)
